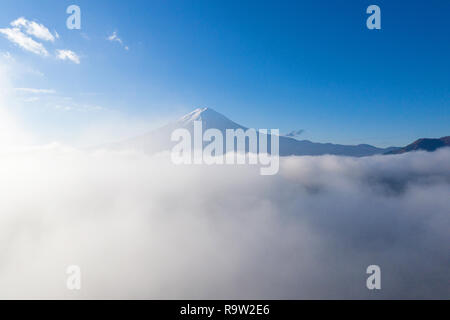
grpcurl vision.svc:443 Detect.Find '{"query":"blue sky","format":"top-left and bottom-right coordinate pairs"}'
top-left (0, 0), bottom-right (448, 147)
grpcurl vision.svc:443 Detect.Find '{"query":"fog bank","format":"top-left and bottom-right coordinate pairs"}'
top-left (0, 146), bottom-right (449, 299)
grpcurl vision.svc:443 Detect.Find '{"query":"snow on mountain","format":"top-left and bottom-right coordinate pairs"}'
top-left (109, 107), bottom-right (396, 156)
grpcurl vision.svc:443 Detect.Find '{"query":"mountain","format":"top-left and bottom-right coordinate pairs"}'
top-left (110, 107), bottom-right (396, 157)
top-left (385, 136), bottom-right (450, 154)
top-left (109, 107), bottom-right (246, 154)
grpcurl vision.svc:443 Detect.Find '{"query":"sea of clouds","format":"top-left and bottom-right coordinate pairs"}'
top-left (0, 145), bottom-right (448, 299)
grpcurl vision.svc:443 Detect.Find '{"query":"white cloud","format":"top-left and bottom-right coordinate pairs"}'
top-left (15, 88), bottom-right (56, 94)
top-left (53, 103), bottom-right (104, 112)
top-left (0, 27), bottom-right (48, 56)
top-left (22, 97), bottom-right (40, 102)
top-left (108, 31), bottom-right (129, 50)
top-left (0, 18), bottom-right (79, 63)
top-left (11, 17), bottom-right (55, 42)
top-left (107, 31), bottom-right (123, 44)
top-left (0, 145), bottom-right (448, 299)
top-left (56, 49), bottom-right (80, 64)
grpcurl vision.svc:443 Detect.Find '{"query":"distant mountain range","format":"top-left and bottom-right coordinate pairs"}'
top-left (110, 108), bottom-right (399, 157)
top-left (109, 107), bottom-right (447, 157)
top-left (385, 136), bottom-right (450, 154)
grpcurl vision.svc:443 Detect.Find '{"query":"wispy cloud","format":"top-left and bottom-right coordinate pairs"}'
top-left (53, 104), bottom-right (105, 112)
top-left (108, 31), bottom-right (122, 44)
top-left (11, 17), bottom-right (55, 42)
top-left (56, 49), bottom-right (80, 64)
top-left (285, 129), bottom-right (305, 138)
top-left (0, 27), bottom-right (48, 56)
top-left (0, 17), bottom-right (81, 63)
top-left (107, 31), bottom-right (129, 50)
top-left (22, 97), bottom-right (40, 103)
top-left (15, 88), bottom-right (56, 94)
top-left (14, 87), bottom-right (55, 104)
top-left (10, 83), bottom-right (103, 113)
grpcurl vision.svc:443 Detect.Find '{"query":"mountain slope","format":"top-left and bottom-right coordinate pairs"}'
top-left (385, 136), bottom-right (450, 154)
top-left (110, 107), bottom-right (396, 157)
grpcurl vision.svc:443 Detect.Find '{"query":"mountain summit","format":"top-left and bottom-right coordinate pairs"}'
top-left (177, 107), bottom-right (245, 131)
top-left (385, 136), bottom-right (450, 154)
top-left (110, 108), bottom-right (396, 156)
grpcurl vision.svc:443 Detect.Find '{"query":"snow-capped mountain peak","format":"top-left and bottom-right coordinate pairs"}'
top-left (179, 107), bottom-right (209, 123)
top-left (175, 107), bottom-right (245, 131)
top-left (109, 107), bottom-right (396, 157)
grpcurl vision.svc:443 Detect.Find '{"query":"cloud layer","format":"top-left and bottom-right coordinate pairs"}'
top-left (0, 146), bottom-right (448, 299)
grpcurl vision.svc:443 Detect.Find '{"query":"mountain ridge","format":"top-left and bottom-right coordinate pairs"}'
top-left (385, 136), bottom-right (450, 154)
top-left (110, 107), bottom-right (398, 156)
